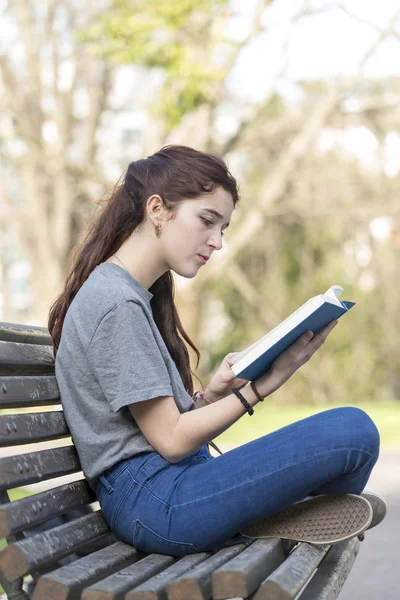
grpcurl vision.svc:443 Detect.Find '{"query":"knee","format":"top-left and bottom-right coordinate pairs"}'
top-left (336, 407), bottom-right (380, 460)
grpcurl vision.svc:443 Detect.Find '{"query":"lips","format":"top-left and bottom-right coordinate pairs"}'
top-left (198, 254), bottom-right (210, 262)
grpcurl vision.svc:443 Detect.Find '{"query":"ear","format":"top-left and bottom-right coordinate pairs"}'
top-left (146, 194), bottom-right (168, 221)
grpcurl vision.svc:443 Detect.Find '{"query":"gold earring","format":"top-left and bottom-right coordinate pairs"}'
top-left (154, 222), bottom-right (162, 238)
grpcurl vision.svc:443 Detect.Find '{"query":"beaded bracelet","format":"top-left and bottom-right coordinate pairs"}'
top-left (232, 388), bottom-right (254, 416)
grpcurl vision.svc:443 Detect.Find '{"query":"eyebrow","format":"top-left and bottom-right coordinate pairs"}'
top-left (201, 208), bottom-right (230, 228)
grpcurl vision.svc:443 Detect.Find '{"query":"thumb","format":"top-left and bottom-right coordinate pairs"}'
top-left (226, 352), bottom-right (239, 366)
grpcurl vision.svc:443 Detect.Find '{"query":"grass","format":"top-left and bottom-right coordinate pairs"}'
top-left (214, 400), bottom-right (400, 449)
top-left (0, 487), bottom-right (34, 552)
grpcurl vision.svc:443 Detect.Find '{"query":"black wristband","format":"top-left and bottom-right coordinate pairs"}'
top-left (232, 388), bottom-right (254, 416)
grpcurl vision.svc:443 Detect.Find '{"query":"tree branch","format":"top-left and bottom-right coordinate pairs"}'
top-left (194, 10), bottom-right (400, 287)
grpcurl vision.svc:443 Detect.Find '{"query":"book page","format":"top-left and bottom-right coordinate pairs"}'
top-left (323, 285), bottom-right (344, 305)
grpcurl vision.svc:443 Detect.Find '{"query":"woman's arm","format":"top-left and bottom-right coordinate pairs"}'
top-left (193, 386), bottom-right (220, 408)
top-left (129, 320), bottom-right (337, 463)
top-left (129, 384), bottom-right (260, 463)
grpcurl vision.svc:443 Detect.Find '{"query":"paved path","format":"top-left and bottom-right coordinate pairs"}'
top-left (338, 451), bottom-right (399, 600)
top-left (215, 446), bottom-right (398, 600)
top-left (214, 446), bottom-right (398, 600)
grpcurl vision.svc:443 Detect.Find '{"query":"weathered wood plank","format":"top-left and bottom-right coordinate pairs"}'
top-left (0, 446), bottom-right (81, 491)
top-left (0, 412), bottom-right (69, 447)
top-left (126, 552), bottom-right (210, 600)
top-left (0, 511), bottom-right (109, 582)
top-left (0, 376), bottom-right (60, 408)
top-left (252, 543), bottom-right (330, 600)
top-left (0, 322), bottom-right (52, 346)
top-left (299, 538), bottom-right (360, 600)
top-left (82, 554), bottom-right (175, 600)
top-left (0, 341), bottom-right (54, 376)
top-left (32, 541), bottom-right (140, 600)
top-left (167, 541), bottom-right (253, 600)
top-left (0, 479), bottom-right (95, 538)
top-left (212, 538), bottom-right (286, 600)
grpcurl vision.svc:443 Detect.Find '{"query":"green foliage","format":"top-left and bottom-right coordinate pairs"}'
top-left (80, 0), bottom-right (227, 130)
top-left (202, 147), bottom-right (400, 406)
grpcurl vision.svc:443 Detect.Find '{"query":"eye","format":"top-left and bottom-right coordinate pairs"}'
top-left (200, 217), bottom-right (213, 226)
top-left (200, 217), bottom-right (225, 236)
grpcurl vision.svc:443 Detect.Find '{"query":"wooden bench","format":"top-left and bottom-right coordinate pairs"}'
top-left (0, 320), bottom-right (361, 600)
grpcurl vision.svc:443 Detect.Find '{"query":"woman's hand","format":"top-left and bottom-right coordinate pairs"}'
top-left (207, 352), bottom-right (249, 402)
top-left (254, 319), bottom-right (339, 398)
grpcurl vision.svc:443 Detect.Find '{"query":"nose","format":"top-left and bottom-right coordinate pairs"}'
top-left (208, 230), bottom-right (223, 251)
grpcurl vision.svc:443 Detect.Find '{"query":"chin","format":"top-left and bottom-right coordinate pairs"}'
top-left (173, 264), bottom-right (200, 279)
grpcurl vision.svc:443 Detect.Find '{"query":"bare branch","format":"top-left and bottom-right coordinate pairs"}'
top-left (14, 0), bottom-right (44, 140)
top-left (195, 14), bottom-right (400, 287)
top-left (225, 262), bottom-right (281, 329)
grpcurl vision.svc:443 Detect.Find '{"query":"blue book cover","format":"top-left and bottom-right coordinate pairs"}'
top-left (230, 286), bottom-right (355, 382)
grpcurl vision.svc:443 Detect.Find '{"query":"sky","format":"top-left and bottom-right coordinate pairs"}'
top-left (226, 0), bottom-right (400, 102)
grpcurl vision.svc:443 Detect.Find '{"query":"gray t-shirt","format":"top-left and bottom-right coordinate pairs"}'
top-left (55, 262), bottom-right (195, 488)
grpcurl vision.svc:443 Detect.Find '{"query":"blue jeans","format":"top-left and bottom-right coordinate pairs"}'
top-left (95, 407), bottom-right (380, 556)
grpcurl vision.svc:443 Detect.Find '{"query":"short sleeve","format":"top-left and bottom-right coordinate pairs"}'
top-left (85, 300), bottom-right (174, 412)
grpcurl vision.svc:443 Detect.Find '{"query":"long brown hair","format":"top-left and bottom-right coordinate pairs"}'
top-left (48, 145), bottom-right (240, 395)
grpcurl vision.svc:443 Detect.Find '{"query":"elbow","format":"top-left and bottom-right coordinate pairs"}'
top-left (158, 438), bottom-right (188, 464)
top-left (161, 447), bottom-right (184, 464)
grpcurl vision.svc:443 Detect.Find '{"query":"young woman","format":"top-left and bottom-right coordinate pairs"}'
top-left (49, 145), bottom-right (384, 556)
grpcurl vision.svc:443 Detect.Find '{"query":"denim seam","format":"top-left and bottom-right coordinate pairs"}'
top-left (140, 454), bottom-right (166, 477)
top-left (172, 446), bottom-right (376, 509)
top-left (135, 518), bottom-right (200, 552)
top-left (103, 462), bottom-right (131, 489)
top-left (129, 470), bottom-right (171, 508)
top-left (109, 475), bottom-right (138, 530)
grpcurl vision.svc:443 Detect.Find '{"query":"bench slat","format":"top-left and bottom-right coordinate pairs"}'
top-left (0, 340), bottom-right (54, 376)
top-left (126, 552), bottom-right (210, 600)
top-left (0, 412), bottom-right (69, 447)
top-left (32, 541), bottom-right (140, 600)
top-left (82, 554), bottom-right (175, 600)
top-left (0, 322), bottom-right (52, 346)
top-left (0, 376), bottom-right (60, 408)
top-left (253, 543), bottom-right (329, 600)
top-left (0, 511), bottom-right (109, 582)
top-left (212, 538), bottom-right (286, 600)
top-left (0, 479), bottom-right (95, 538)
top-left (167, 542), bottom-right (253, 600)
top-left (298, 538), bottom-right (359, 600)
top-left (0, 445), bottom-right (81, 491)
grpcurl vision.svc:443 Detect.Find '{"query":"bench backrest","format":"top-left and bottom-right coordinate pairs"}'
top-left (0, 322), bottom-right (114, 599)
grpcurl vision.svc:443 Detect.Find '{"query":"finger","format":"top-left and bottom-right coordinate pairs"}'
top-left (226, 352), bottom-right (239, 365)
top-left (313, 320), bottom-right (338, 343)
top-left (280, 330), bottom-right (314, 362)
top-left (304, 320), bottom-right (338, 356)
top-left (295, 330), bottom-right (314, 347)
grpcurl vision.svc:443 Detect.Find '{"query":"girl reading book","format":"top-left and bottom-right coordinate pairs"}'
top-left (49, 145), bottom-right (385, 555)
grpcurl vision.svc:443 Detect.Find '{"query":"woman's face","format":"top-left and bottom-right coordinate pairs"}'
top-left (162, 186), bottom-right (234, 278)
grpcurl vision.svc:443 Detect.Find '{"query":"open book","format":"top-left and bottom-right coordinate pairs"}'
top-left (229, 285), bottom-right (355, 381)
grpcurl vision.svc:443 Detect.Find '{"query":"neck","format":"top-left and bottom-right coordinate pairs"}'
top-left (108, 231), bottom-right (168, 289)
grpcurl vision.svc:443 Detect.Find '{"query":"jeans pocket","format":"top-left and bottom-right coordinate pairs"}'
top-left (133, 519), bottom-right (200, 556)
top-left (100, 457), bottom-right (132, 493)
top-left (135, 453), bottom-right (170, 486)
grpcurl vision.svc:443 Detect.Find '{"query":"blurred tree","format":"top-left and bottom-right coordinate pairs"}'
top-left (0, 0), bottom-right (115, 322)
top-left (1, 0), bottom-right (399, 406)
